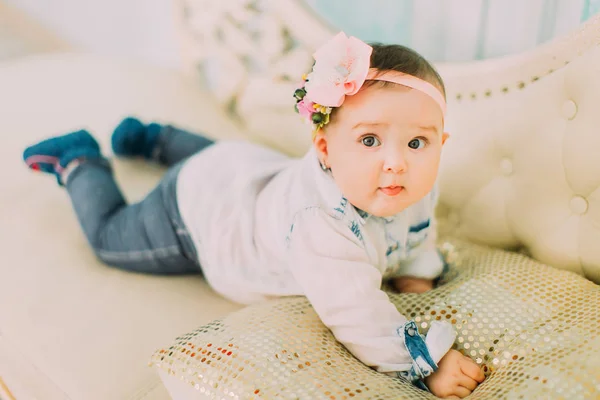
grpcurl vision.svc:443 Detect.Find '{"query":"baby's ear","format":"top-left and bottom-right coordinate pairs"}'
top-left (313, 129), bottom-right (329, 159)
top-left (442, 132), bottom-right (450, 145)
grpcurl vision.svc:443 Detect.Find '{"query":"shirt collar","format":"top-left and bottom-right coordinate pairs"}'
top-left (354, 208), bottom-right (403, 225)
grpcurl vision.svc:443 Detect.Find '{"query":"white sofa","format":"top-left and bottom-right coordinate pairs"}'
top-left (2, 12), bottom-right (600, 400)
top-left (0, 54), bottom-right (243, 400)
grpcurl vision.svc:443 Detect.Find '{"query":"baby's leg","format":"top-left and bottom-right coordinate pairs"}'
top-left (111, 117), bottom-right (214, 167)
top-left (23, 130), bottom-right (199, 274)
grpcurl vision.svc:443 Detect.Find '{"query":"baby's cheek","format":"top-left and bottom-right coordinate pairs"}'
top-left (335, 172), bottom-right (362, 199)
top-left (413, 161), bottom-right (439, 192)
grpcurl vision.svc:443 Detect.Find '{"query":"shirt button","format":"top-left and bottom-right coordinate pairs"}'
top-left (562, 99), bottom-right (578, 120)
top-left (570, 195), bottom-right (588, 215)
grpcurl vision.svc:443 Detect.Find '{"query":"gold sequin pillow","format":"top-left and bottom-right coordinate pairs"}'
top-left (150, 239), bottom-right (600, 399)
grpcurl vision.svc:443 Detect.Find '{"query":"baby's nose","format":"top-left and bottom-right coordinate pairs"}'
top-left (383, 152), bottom-right (407, 173)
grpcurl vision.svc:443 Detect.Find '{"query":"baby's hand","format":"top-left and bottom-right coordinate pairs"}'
top-left (393, 277), bottom-right (434, 294)
top-left (424, 349), bottom-right (485, 399)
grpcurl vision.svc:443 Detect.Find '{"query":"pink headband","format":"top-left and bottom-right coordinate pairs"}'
top-left (293, 32), bottom-right (446, 133)
top-left (365, 69), bottom-right (447, 117)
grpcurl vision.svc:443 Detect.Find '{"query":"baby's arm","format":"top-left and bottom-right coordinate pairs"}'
top-left (394, 276), bottom-right (434, 293)
top-left (287, 209), bottom-right (483, 397)
top-left (392, 216), bottom-right (444, 294)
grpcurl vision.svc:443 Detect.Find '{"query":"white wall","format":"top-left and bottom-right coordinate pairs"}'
top-left (8, 0), bottom-right (596, 67)
top-left (4, 0), bottom-right (181, 69)
top-left (304, 0), bottom-right (591, 62)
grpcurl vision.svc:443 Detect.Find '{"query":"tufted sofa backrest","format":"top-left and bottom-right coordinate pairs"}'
top-left (436, 15), bottom-right (600, 282)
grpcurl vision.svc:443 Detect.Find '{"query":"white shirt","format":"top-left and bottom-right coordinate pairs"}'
top-left (176, 140), bottom-right (454, 373)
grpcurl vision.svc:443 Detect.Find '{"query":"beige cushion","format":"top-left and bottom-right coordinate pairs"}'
top-left (150, 238), bottom-right (600, 399)
top-left (0, 53), bottom-right (243, 399)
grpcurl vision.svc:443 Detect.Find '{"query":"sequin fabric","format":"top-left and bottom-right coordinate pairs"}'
top-left (150, 238), bottom-right (600, 399)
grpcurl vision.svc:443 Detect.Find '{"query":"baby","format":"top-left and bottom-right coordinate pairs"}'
top-left (23, 32), bottom-right (484, 397)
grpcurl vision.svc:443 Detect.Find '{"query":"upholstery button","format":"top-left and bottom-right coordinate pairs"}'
top-left (500, 158), bottom-right (513, 176)
top-left (570, 196), bottom-right (588, 215)
top-left (562, 99), bottom-right (577, 120)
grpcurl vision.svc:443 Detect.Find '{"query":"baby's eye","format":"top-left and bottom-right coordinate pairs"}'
top-left (361, 135), bottom-right (381, 147)
top-left (408, 137), bottom-right (427, 150)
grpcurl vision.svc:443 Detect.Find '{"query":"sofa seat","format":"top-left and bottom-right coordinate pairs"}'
top-left (0, 53), bottom-right (244, 400)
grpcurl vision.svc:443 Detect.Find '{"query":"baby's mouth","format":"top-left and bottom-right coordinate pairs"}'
top-left (379, 186), bottom-right (404, 196)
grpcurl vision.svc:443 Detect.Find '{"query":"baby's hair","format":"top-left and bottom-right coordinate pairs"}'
top-left (365, 43), bottom-right (446, 100)
top-left (321, 43), bottom-right (446, 133)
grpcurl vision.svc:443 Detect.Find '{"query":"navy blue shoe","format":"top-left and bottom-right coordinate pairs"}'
top-left (23, 130), bottom-right (101, 185)
top-left (111, 117), bottom-right (162, 160)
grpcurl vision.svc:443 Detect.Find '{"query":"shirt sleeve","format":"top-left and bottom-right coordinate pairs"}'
top-left (394, 216), bottom-right (445, 280)
top-left (392, 183), bottom-right (445, 280)
top-left (286, 207), bottom-right (453, 374)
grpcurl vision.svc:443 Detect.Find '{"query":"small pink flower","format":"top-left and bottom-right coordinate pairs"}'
top-left (297, 99), bottom-right (315, 119)
top-left (304, 32), bottom-right (373, 107)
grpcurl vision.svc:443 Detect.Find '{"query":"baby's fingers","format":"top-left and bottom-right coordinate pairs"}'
top-left (452, 386), bottom-right (471, 398)
top-left (459, 356), bottom-right (485, 383)
top-left (458, 374), bottom-right (478, 391)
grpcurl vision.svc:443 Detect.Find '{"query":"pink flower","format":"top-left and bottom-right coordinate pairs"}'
top-left (297, 98), bottom-right (315, 119)
top-left (304, 32), bottom-right (373, 107)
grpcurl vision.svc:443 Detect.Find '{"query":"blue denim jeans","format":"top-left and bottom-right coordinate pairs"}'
top-left (65, 126), bottom-right (213, 274)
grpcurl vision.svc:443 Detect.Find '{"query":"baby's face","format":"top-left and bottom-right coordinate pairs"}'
top-left (314, 84), bottom-right (448, 217)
